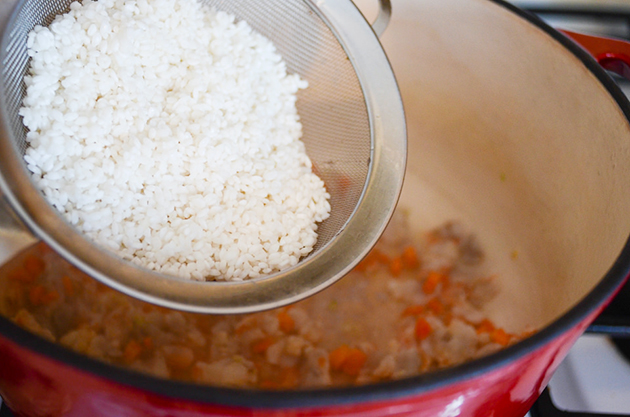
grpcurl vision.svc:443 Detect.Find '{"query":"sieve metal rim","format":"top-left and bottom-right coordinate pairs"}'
top-left (0, 0), bottom-right (406, 314)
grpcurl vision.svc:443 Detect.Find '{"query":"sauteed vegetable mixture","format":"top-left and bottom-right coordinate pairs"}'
top-left (0, 212), bottom-right (533, 388)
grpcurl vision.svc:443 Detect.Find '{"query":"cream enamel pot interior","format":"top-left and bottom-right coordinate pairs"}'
top-left (1, 0), bottom-right (630, 416)
top-left (372, 0), bottom-right (630, 334)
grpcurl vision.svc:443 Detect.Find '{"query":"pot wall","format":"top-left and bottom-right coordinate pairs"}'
top-left (371, 0), bottom-right (630, 331)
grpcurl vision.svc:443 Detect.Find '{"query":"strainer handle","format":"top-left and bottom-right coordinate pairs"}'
top-left (371, 0), bottom-right (391, 38)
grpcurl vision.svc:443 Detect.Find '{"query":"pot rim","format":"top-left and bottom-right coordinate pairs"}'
top-left (1, 0), bottom-right (630, 410)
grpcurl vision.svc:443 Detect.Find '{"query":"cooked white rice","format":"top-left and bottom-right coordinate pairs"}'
top-left (19, 0), bottom-right (331, 281)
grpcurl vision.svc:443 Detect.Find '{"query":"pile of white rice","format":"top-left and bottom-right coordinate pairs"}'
top-left (19, 0), bottom-right (331, 281)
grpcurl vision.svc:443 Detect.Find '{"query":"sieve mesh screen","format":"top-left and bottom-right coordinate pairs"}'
top-left (0, 0), bottom-right (371, 255)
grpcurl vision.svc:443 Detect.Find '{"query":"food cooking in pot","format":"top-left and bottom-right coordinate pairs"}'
top-left (19, 0), bottom-right (331, 282)
top-left (0, 210), bottom-right (535, 388)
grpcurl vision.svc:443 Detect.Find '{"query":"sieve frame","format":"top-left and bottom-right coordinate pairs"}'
top-left (0, 0), bottom-right (406, 314)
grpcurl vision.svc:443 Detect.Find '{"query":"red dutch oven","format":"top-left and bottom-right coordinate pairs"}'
top-left (3, 0), bottom-right (630, 416)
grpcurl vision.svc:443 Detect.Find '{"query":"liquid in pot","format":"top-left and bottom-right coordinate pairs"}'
top-left (0, 209), bottom-right (534, 388)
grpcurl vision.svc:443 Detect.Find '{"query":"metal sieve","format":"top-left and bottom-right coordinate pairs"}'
top-left (0, 0), bottom-right (406, 314)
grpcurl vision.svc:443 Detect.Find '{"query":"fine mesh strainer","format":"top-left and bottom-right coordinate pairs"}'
top-left (0, 0), bottom-right (406, 314)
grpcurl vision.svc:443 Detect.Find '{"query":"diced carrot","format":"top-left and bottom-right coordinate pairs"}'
top-left (441, 274), bottom-right (451, 291)
top-left (165, 346), bottom-right (194, 371)
top-left (123, 340), bottom-right (143, 363)
top-left (28, 285), bottom-right (46, 306)
top-left (475, 319), bottom-right (496, 335)
top-left (62, 276), bottom-right (74, 297)
top-left (401, 246), bottom-right (420, 269)
top-left (415, 317), bottom-right (432, 340)
top-left (329, 345), bottom-right (367, 376)
top-left (423, 271), bottom-right (444, 295)
top-left (318, 356), bottom-right (327, 367)
top-left (259, 380), bottom-right (280, 390)
top-left (41, 290), bottom-right (59, 305)
top-left (355, 248), bottom-right (390, 273)
top-left (374, 249), bottom-right (391, 265)
top-left (354, 258), bottom-right (371, 273)
top-left (427, 298), bottom-right (445, 315)
top-left (192, 364), bottom-right (204, 382)
top-left (278, 311), bottom-right (295, 333)
top-left (519, 329), bottom-right (537, 339)
top-left (252, 336), bottom-right (276, 354)
top-left (401, 305), bottom-right (425, 317)
top-left (340, 348), bottom-right (367, 377)
top-left (279, 366), bottom-right (300, 389)
top-left (142, 337), bottom-right (153, 350)
top-left (329, 344), bottom-right (352, 371)
top-left (491, 328), bottom-right (511, 346)
top-left (337, 175), bottom-right (352, 193)
top-left (23, 255), bottom-right (45, 278)
top-left (8, 268), bottom-right (35, 284)
top-left (442, 312), bottom-right (453, 326)
top-left (389, 257), bottom-right (403, 277)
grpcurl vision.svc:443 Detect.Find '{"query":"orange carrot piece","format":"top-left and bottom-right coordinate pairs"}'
top-left (374, 249), bottom-right (391, 265)
top-left (340, 348), bottom-right (367, 377)
top-left (389, 257), bottom-right (403, 277)
top-left (427, 298), bottom-right (445, 315)
top-left (252, 336), bottom-right (276, 354)
top-left (165, 347), bottom-right (194, 371)
top-left (441, 274), bottom-right (451, 291)
top-left (476, 319), bottom-right (496, 335)
top-left (491, 328), bottom-right (511, 346)
top-left (123, 340), bottom-right (143, 363)
top-left (259, 380), bottom-right (280, 390)
top-left (401, 305), bottom-right (425, 317)
top-left (8, 268), bottom-right (35, 284)
top-left (192, 364), bottom-right (204, 382)
top-left (355, 248), bottom-right (390, 273)
top-left (23, 255), bottom-right (45, 278)
top-left (28, 285), bottom-right (46, 306)
top-left (278, 311), bottom-right (295, 333)
top-left (41, 290), bottom-right (59, 305)
top-left (401, 246), bottom-right (420, 269)
top-left (519, 329), bottom-right (537, 339)
top-left (329, 345), bottom-right (352, 371)
top-left (423, 271), bottom-right (444, 295)
top-left (279, 366), bottom-right (300, 389)
top-left (442, 312), bottom-right (453, 326)
top-left (62, 276), bottom-right (74, 297)
top-left (338, 175), bottom-right (352, 192)
top-left (415, 317), bottom-right (432, 340)
top-left (318, 356), bottom-right (327, 367)
top-left (354, 259), bottom-right (371, 273)
top-left (142, 337), bottom-right (153, 350)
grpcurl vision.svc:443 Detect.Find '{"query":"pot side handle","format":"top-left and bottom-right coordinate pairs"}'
top-left (561, 29), bottom-right (630, 81)
top-left (371, 0), bottom-right (391, 38)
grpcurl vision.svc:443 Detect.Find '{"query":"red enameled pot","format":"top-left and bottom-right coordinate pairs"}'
top-left (3, 0), bottom-right (630, 416)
